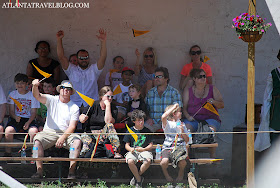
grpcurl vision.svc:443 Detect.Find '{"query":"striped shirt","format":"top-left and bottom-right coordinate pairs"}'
top-left (145, 85), bottom-right (182, 124)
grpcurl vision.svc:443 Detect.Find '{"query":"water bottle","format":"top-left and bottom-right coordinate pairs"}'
top-left (33, 146), bottom-right (38, 158)
top-left (176, 121), bottom-right (182, 134)
top-left (155, 144), bottom-right (161, 160)
top-left (21, 148), bottom-right (27, 164)
top-left (69, 144), bottom-right (75, 159)
top-left (188, 129), bottom-right (193, 144)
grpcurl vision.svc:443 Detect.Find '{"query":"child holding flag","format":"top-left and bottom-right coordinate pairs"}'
top-left (104, 56), bottom-right (125, 89)
top-left (5, 73), bottom-right (40, 157)
top-left (123, 110), bottom-right (153, 187)
top-left (161, 103), bottom-right (189, 182)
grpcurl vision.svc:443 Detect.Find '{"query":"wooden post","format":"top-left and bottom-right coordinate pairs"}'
top-left (247, 0), bottom-right (256, 187)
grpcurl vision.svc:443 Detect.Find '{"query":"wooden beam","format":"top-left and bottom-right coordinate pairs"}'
top-left (247, 0), bottom-right (256, 187)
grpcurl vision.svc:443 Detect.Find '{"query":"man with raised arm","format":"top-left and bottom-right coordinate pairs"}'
top-left (31, 79), bottom-right (82, 179)
top-left (56, 29), bottom-right (107, 108)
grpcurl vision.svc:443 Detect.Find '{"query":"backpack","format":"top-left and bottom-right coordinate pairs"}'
top-left (193, 121), bottom-right (216, 144)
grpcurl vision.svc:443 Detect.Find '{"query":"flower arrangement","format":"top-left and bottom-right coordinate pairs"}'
top-left (232, 13), bottom-right (272, 38)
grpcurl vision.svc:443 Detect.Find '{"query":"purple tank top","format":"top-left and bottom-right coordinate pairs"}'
top-left (187, 85), bottom-right (220, 122)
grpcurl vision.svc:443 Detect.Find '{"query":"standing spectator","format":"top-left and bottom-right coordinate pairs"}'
top-left (0, 84), bottom-right (7, 141)
top-left (145, 67), bottom-right (183, 132)
top-left (179, 45), bottom-right (212, 91)
top-left (134, 47), bottom-right (158, 98)
top-left (69, 54), bottom-right (78, 66)
top-left (5, 73), bottom-right (40, 156)
top-left (31, 79), bottom-right (82, 179)
top-left (26, 41), bottom-right (60, 85)
top-left (56, 28), bottom-right (107, 109)
top-left (104, 56), bottom-right (125, 89)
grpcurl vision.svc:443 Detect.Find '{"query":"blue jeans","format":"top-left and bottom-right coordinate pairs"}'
top-left (183, 119), bottom-right (221, 132)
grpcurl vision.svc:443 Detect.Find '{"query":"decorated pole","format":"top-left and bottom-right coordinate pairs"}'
top-left (247, 0), bottom-right (256, 187)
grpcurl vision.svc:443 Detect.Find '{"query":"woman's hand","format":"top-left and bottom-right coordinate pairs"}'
top-left (207, 98), bottom-right (214, 104)
top-left (104, 99), bottom-right (111, 106)
top-left (135, 48), bottom-right (140, 58)
top-left (79, 114), bottom-right (88, 123)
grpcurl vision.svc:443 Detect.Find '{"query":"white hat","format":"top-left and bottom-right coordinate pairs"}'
top-left (56, 80), bottom-right (76, 95)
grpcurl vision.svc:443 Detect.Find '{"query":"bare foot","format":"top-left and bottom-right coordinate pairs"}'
top-left (175, 176), bottom-right (183, 182)
top-left (166, 176), bottom-right (174, 182)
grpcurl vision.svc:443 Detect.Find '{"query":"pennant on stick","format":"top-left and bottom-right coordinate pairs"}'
top-left (132, 29), bottom-right (150, 37)
top-left (10, 96), bottom-right (23, 112)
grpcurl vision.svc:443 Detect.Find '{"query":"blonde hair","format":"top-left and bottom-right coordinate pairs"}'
top-left (98, 86), bottom-right (112, 100)
top-left (142, 47), bottom-right (158, 66)
top-left (164, 104), bottom-right (179, 120)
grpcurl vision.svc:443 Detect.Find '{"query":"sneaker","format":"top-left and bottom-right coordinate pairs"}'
top-left (130, 177), bottom-right (136, 186)
top-left (114, 152), bottom-right (123, 159)
top-left (67, 173), bottom-right (76, 180)
top-left (135, 176), bottom-right (144, 187)
top-left (31, 172), bottom-right (43, 179)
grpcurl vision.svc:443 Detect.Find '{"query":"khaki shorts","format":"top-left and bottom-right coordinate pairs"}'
top-left (125, 151), bottom-right (153, 164)
top-left (162, 147), bottom-right (188, 168)
top-left (34, 129), bottom-right (81, 150)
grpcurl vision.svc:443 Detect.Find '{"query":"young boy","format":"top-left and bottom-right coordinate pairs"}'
top-left (36, 78), bottom-right (56, 128)
top-left (123, 110), bottom-right (153, 187)
top-left (105, 56), bottom-right (125, 89)
top-left (160, 103), bottom-right (189, 182)
top-left (5, 73), bottom-right (40, 156)
top-left (113, 67), bottom-right (134, 122)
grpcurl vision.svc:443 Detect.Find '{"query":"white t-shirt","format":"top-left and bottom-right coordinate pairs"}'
top-left (105, 71), bottom-right (122, 89)
top-left (44, 95), bottom-right (79, 131)
top-left (162, 120), bottom-right (188, 150)
top-left (0, 84), bottom-right (7, 104)
top-left (7, 90), bottom-right (40, 118)
top-left (113, 83), bottom-right (133, 110)
top-left (64, 63), bottom-right (102, 107)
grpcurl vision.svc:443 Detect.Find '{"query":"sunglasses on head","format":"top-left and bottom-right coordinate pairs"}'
top-left (78, 56), bottom-right (89, 60)
top-left (104, 95), bottom-right (114, 99)
top-left (144, 55), bottom-right (154, 58)
top-left (154, 75), bottom-right (164, 79)
top-left (190, 51), bottom-right (201, 55)
top-left (60, 86), bottom-right (72, 91)
top-left (197, 75), bottom-right (206, 79)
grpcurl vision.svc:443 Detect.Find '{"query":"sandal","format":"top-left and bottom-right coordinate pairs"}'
top-left (114, 152), bottom-right (123, 159)
top-left (31, 172), bottom-right (43, 179)
top-left (67, 173), bottom-right (76, 180)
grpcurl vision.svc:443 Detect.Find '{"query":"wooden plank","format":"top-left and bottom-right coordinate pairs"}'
top-left (152, 143), bottom-right (218, 149)
top-left (0, 143), bottom-right (33, 147)
top-left (0, 170), bottom-right (27, 188)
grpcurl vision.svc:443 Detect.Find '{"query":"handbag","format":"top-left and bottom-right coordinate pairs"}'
top-left (193, 121), bottom-right (215, 144)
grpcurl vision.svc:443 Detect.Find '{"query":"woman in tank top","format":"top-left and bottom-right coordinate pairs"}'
top-left (134, 47), bottom-right (158, 97)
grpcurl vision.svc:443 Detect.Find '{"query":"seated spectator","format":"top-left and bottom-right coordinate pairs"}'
top-left (182, 69), bottom-right (224, 157)
top-left (179, 45), bottom-right (212, 91)
top-left (105, 56), bottom-right (125, 89)
top-left (145, 67), bottom-right (183, 132)
top-left (79, 86), bottom-right (122, 159)
top-left (5, 73), bottom-right (40, 157)
top-left (126, 84), bottom-right (148, 126)
top-left (69, 54), bottom-right (78, 66)
top-left (0, 84), bottom-right (7, 141)
top-left (134, 47), bottom-right (158, 98)
top-left (31, 79), bottom-right (82, 179)
top-left (36, 78), bottom-right (56, 128)
top-left (113, 67), bottom-right (134, 122)
top-left (26, 41), bottom-right (60, 85)
top-left (160, 103), bottom-right (189, 182)
top-left (124, 110), bottom-right (153, 187)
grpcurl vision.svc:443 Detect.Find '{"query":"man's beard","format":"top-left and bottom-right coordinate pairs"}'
top-left (78, 61), bottom-right (89, 69)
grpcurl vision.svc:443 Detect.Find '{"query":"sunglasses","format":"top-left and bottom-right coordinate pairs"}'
top-left (104, 95), bottom-right (114, 99)
top-left (197, 75), bottom-right (206, 79)
top-left (78, 56), bottom-right (89, 60)
top-left (144, 55), bottom-right (154, 58)
top-left (154, 75), bottom-right (164, 79)
top-left (190, 51), bottom-right (201, 55)
top-left (60, 86), bottom-right (72, 91)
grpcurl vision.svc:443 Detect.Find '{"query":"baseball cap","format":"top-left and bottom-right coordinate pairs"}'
top-left (122, 67), bottom-right (135, 74)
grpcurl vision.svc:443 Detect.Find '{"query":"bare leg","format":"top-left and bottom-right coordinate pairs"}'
top-left (69, 139), bottom-right (82, 174)
top-left (127, 159), bottom-right (141, 182)
top-left (176, 159), bottom-right (187, 182)
top-left (139, 159), bottom-right (151, 176)
top-left (208, 125), bottom-right (216, 158)
top-left (28, 127), bottom-right (38, 143)
top-left (34, 140), bottom-right (44, 175)
top-left (0, 126), bottom-right (4, 141)
top-left (5, 126), bottom-right (15, 153)
top-left (160, 158), bottom-right (173, 182)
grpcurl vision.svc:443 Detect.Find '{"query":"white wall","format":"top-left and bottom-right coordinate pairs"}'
top-left (1, 0), bottom-right (280, 176)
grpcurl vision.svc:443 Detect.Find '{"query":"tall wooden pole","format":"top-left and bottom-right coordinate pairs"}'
top-left (247, 0), bottom-right (256, 187)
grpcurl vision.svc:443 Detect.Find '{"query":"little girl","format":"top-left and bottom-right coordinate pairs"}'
top-left (104, 56), bottom-right (125, 89)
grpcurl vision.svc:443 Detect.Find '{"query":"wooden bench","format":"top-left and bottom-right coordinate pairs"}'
top-left (0, 142), bottom-right (33, 147)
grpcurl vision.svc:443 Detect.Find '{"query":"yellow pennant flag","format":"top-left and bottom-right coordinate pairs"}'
top-left (32, 62), bottom-right (52, 78)
top-left (109, 69), bottom-right (119, 77)
top-left (76, 91), bottom-right (95, 107)
top-left (210, 159), bottom-right (223, 162)
top-left (126, 124), bottom-right (138, 143)
top-left (204, 56), bottom-right (210, 63)
top-left (90, 134), bottom-right (100, 161)
top-left (202, 102), bottom-right (219, 116)
top-left (132, 29), bottom-right (150, 37)
top-left (113, 85), bottom-right (122, 95)
top-left (172, 134), bottom-right (179, 153)
top-left (10, 96), bottom-right (23, 112)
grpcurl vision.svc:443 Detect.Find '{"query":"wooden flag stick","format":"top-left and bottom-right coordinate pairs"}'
top-left (85, 106), bottom-right (91, 116)
top-left (38, 77), bottom-right (47, 83)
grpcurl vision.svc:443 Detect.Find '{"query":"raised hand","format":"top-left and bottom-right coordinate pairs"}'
top-left (32, 79), bottom-right (40, 87)
top-left (135, 48), bottom-right (140, 58)
top-left (96, 28), bottom-right (107, 42)
top-left (56, 30), bottom-right (64, 39)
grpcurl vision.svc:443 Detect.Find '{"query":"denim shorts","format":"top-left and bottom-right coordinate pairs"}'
top-left (183, 119), bottom-right (221, 132)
